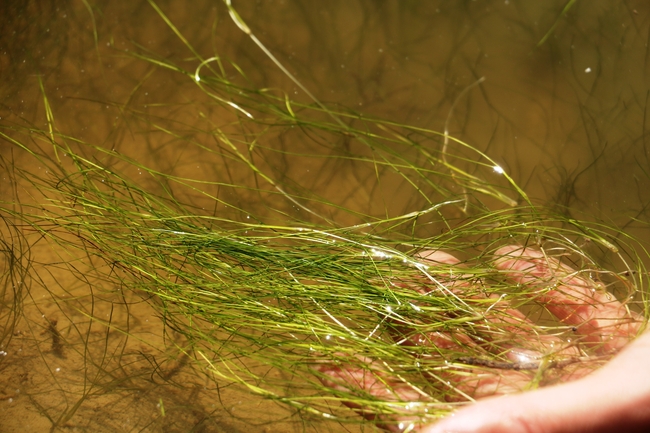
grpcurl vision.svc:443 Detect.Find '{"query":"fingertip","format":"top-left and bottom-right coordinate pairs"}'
top-left (492, 244), bottom-right (544, 274)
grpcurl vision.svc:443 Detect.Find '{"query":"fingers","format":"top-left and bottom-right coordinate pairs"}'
top-left (415, 249), bottom-right (579, 365)
top-left (494, 245), bottom-right (642, 354)
top-left (313, 355), bottom-right (432, 432)
top-left (314, 250), bottom-right (538, 432)
top-left (402, 250), bottom-right (572, 398)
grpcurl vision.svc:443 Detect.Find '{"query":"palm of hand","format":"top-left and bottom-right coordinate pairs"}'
top-left (316, 245), bottom-right (642, 432)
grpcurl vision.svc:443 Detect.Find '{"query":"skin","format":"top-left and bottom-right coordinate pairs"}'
top-left (316, 245), bottom-right (647, 432)
top-left (420, 330), bottom-right (650, 433)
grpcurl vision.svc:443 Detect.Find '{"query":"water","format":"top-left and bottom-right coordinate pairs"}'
top-left (1, 1), bottom-right (649, 432)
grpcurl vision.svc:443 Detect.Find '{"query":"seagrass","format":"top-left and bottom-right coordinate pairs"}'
top-left (0, 1), bottom-right (648, 431)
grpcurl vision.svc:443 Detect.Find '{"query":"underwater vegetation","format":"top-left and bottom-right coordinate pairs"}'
top-left (1, 1), bottom-right (649, 432)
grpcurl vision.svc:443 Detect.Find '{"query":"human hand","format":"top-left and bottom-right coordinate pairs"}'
top-left (420, 328), bottom-right (650, 433)
top-left (315, 245), bottom-right (645, 432)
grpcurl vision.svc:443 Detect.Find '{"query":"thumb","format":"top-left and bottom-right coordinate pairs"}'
top-left (420, 333), bottom-right (650, 433)
top-left (420, 379), bottom-right (596, 433)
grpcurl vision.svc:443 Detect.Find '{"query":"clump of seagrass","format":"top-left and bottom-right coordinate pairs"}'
top-left (2, 127), bottom-right (647, 430)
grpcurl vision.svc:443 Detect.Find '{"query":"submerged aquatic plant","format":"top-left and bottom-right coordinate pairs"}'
top-left (1, 1), bottom-right (648, 432)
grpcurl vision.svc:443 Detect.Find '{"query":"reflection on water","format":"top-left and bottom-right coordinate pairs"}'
top-left (1, 0), bottom-right (649, 431)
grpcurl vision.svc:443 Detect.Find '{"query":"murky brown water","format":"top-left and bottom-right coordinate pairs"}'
top-left (1, 1), bottom-right (649, 432)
